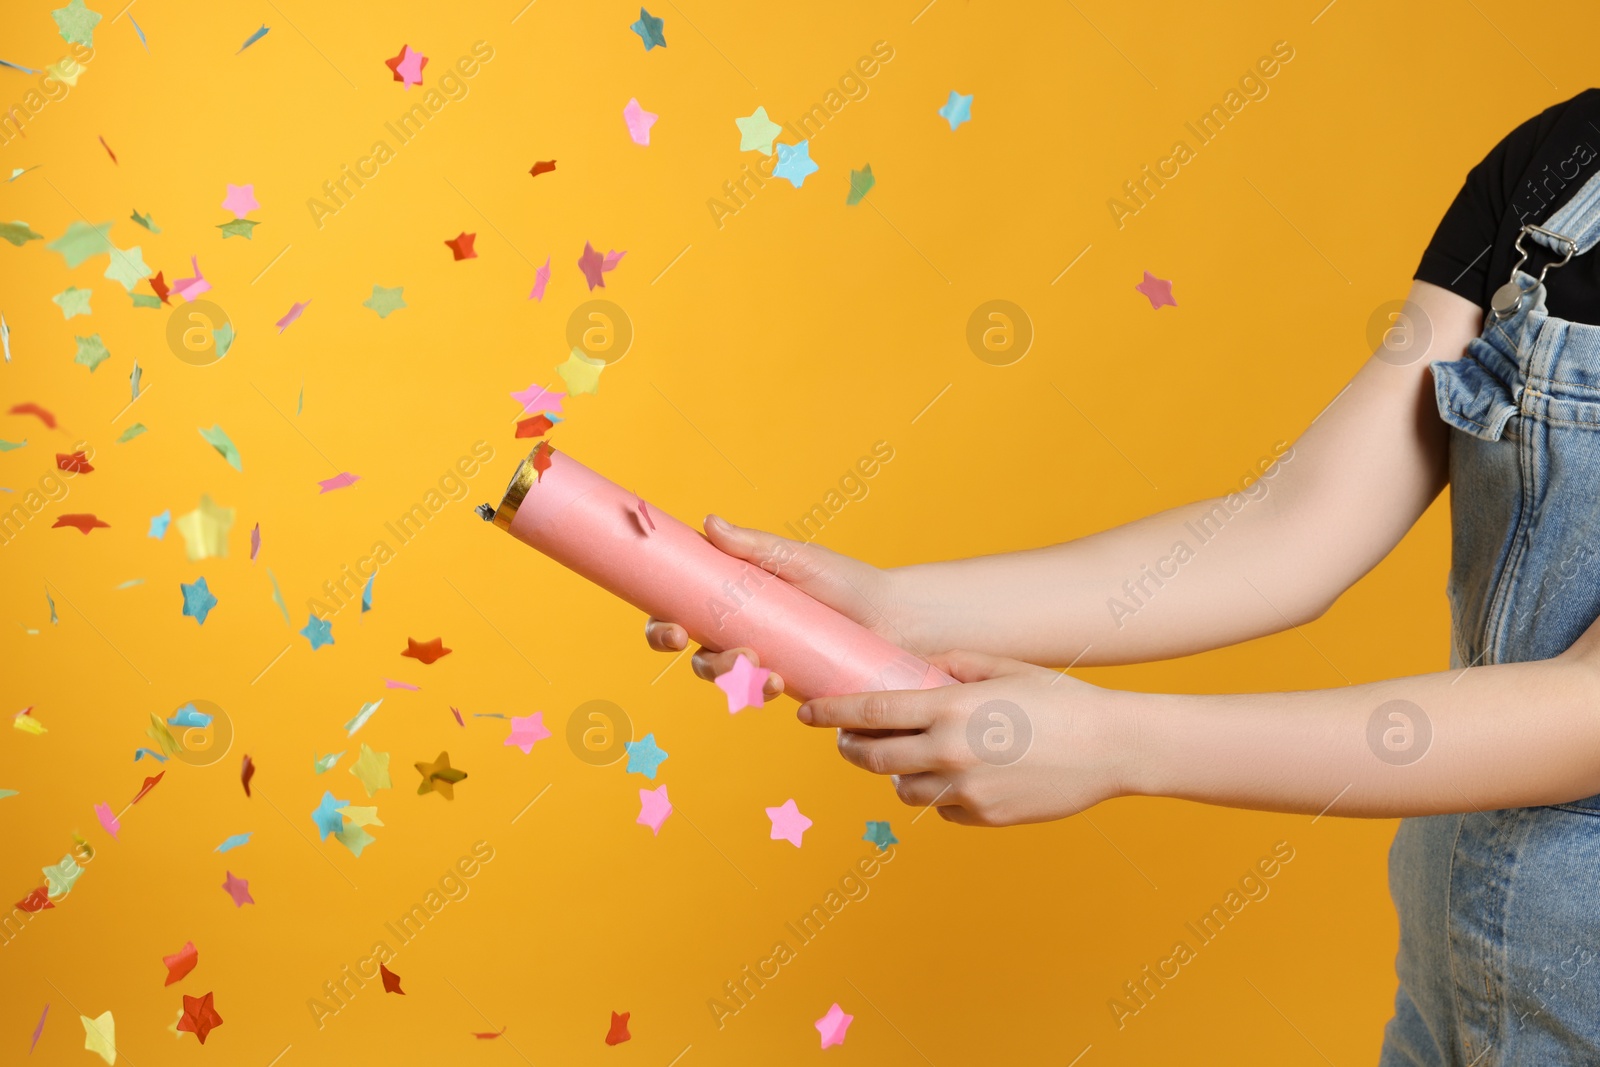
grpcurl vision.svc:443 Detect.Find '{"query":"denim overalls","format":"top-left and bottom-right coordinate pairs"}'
top-left (1380, 171), bottom-right (1600, 1064)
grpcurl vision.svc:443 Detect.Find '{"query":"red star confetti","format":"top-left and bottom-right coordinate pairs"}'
top-left (384, 44), bottom-right (427, 88)
top-left (132, 771), bottom-right (164, 803)
top-left (605, 1011), bottom-right (631, 1046)
top-left (531, 440), bottom-right (553, 481)
top-left (98, 134), bottom-right (116, 164)
top-left (444, 232), bottom-right (477, 260)
top-left (636, 495), bottom-right (655, 532)
top-left (55, 451), bottom-right (93, 473)
top-left (529, 160), bottom-right (556, 177)
top-left (515, 414), bottom-right (553, 438)
top-left (380, 963), bottom-right (405, 994)
top-left (401, 637), bottom-right (452, 664)
top-left (177, 992), bottom-right (223, 1043)
top-left (241, 754), bottom-right (255, 797)
top-left (17, 886), bottom-right (54, 912)
top-left (1135, 270), bottom-right (1177, 310)
top-left (162, 941), bottom-right (198, 986)
top-left (11, 402), bottom-right (57, 427)
top-left (450, 706), bottom-right (465, 726)
top-left (148, 271), bottom-right (170, 304)
top-left (473, 1027), bottom-right (508, 1039)
top-left (53, 514), bottom-right (110, 534)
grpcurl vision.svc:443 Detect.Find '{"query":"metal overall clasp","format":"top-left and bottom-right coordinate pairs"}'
top-left (1490, 224), bottom-right (1578, 321)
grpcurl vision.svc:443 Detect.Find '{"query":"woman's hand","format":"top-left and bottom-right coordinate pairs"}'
top-left (795, 649), bottom-right (1140, 826)
top-left (643, 514), bottom-right (909, 698)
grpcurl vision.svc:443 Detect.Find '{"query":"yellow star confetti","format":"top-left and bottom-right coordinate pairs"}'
top-left (175, 494), bottom-right (234, 561)
top-left (556, 347), bottom-right (605, 396)
top-left (81, 1010), bottom-right (117, 1065)
top-left (349, 744), bottom-right (391, 796)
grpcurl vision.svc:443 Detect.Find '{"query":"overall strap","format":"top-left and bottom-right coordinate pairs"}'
top-left (1532, 164), bottom-right (1600, 256)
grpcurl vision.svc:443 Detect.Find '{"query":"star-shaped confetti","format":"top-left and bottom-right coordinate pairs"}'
top-left (311, 791), bottom-right (348, 839)
top-left (53, 513), bottom-right (110, 534)
top-left (181, 577), bottom-right (218, 624)
top-left (385, 44), bottom-right (427, 88)
top-left (132, 771), bottom-right (164, 803)
top-left (630, 8), bottom-right (666, 49)
top-left (52, 1), bottom-right (102, 46)
top-left (175, 495), bottom-right (233, 559)
top-left (529, 256), bottom-right (552, 301)
top-left (80, 1010), bottom-right (116, 1065)
top-left (847, 164), bottom-right (875, 205)
top-left (132, 209), bottom-right (159, 232)
top-left (714, 654), bottom-right (770, 713)
top-left (75, 333), bottom-right (109, 372)
top-left (516, 414), bottom-right (554, 439)
top-left (511, 383), bottom-right (566, 416)
top-left (863, 821), bottom-right (898, 851)
top-left (504, 712), bottom-right (552, 754)
top-left (401, 637), bottom-right (452, 664)
top-left (56, 451), bottom-right (93, 473)
top-left (363, 285), bottom-right (406, 317)
top-left (104, 246), bottom-right (152, 291)
top-left (766, 798), bottom-right (812, 847)
top-left (415, 751), bottom-right (467, 799)
top-left (735, 106), bottom-right (782, 154)
top-left (577, 242), bottom-right (626, 290)
top-left (0, 221), bottom-right (43, 246)
top-left (445, 232), bottom-right (477, 260)
top-left (938, 90), bottom-right (973, 130)
top-left (350, 744), bottom-right (391, 796)
top-left (221, 184), bottom-right (259, 218)
top-left (334, 823), bottom-right (376, 857)
top-left (557, 347), bottom-right (605, 395)
top-left (215, 832), bottom-right (251, 853)
top-left (217, 218), bottom-right (258, 239)
top-left (815, 1003), bottom-right (854, 1049)
top-left (241, 754), bottom-right (255, 796)
top-left (163, 941), bottom-right (198, 985)
top-left (300, 613), bottom-right (334, 650)
top-left (53, 286), bottom-right (92, 319)
top-left (623, 98), bottom-right (658, 145)
top-left (94, 802), bottom-right (119, 838)
top-left (606, 1011), bottom-right (631, 1046)
top-left (380, 963), bottom-right (405, 994)
top-left (171, 256), bottom-right (210, 300)
top-left (47, 220), bottom-right (113, 267)
top-left (221, 871), bottom-right (253, 906)
top-left (275, 300), bottom-right (310, 333)
top-left (625, 733), bottom-right (669, 779)
top-left (773, 140), bottom-right (818, 188)
top-left (1135, 270), bottom-right (1177, 309)
top-left (530, 160), bottom-right (556, 178)
top-left (177, 992), bottom-right (222, 1044)
top-left (637, 784), bottom-right (672, 834)
top-left (44, 854), bottom-right (83, 896)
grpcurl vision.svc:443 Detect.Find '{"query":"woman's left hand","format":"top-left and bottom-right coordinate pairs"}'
top-left (795, 649), bottom-right (1140, 826)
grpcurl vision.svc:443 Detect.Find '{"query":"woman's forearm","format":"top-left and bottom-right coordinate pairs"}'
top-left (1129, 650), bottom-right (1600, 817)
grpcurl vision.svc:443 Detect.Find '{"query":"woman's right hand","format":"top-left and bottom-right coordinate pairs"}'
top-left (644, 514), bottom-right (909, 698)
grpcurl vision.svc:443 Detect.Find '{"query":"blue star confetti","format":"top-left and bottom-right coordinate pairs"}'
top-left (300, 612), bottom-right (334, 650)
top-left (624, 733), bottom-right (670, 779)
top-left (774, 140), bottom-right (819, 189)
top-left (938, 90), bottom-right (973, 131)
top-left (181, 577), bottom-right (218, 625)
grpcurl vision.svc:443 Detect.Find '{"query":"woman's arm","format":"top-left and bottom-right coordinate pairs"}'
top-left (888, 280), bottom-right (1484, 667)
top-left (650, 282), bottom-right (1484, 682)
top-left (796, 617), bottom-right (1600, 825)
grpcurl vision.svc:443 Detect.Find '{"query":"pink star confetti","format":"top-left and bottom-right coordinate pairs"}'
top-left (637, 785), bottom-right (672, 835)
top-left (276, 300), bottom-right (310, 333)
top-left (636, 495), bottom-right (655, 533)
top-left (1134, 270), bottom-right (1177, 310)
top-left (577, 242), bottom-right (626, 291)
top-left (171, 256), bottom-right (210, 301)
top-left (385, 679), bottom-right (420, 691)
top-left (384, 44), bottom-right (428, 88)
top-left (250, 522), bottom-right (260, 561)
top-left (317, 472), bottom-right (360, 493)
top-left (623, 97), bottom-right (658, 145)
top-left (505, 712), bottom-right (552, 754)
top-left (815, 1003), bottom-right (854, 1049)
top-left (714, 653), bottom-right (770, 713)
top-left (220, 183), bottom-right (259, 219)
top-left (529, 256), bottom-right (551, 301)
top-left (510, 382), bottom-right (565, 417)
top-left (766, 798), bottom-right (812, 847)
top-left (94, 802), bottom-right (119, 840)
top-left (221, 871), bottom-right (254, 907)
top-left (450, 706), bottom-right (465, 727)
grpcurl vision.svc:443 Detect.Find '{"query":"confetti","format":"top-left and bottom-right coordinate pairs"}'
top-left (773, 140), bottom-right (818, 188)
top-left (53, 513), bottom-right (110, 534)
top-left (444, 232), bottom-right (477, 260)
top-left (847, 164), bottom-right (875, 205)
top-left (0, 221), bottom-right (43, 246)
top-left (557, 347), bottom-right (605, 395)
top-left (30, 1004), bottom-right (48, 1053)
top-left (170, 256), bottom-right (210, 301)
top-left (504, 712), bottom-right (551, 753)
top-left (237, 25), bottom-right (270, 54)
top-left (630, 8), bottom-right (666, 49)
top-left (384, 45), bottom-right (427, 88)
top-left (516, 414), bottom-right (553, 438)
top-left (177, 992), bottom-right (223, 1043)
top-left (473, 1028), bottom-right (508, 1040)
top-left (303, 613), bottom-right (335, 651)
top-left (97, 135), bottom-right (117, 164)
top-left (350, 744), bottom-right (392, 796)
top-left (129, 14), bottom-right (147, 49)
top-left (714, 654), bottom-right (770, 713)
top-left (606, 1011), bottom-right (631, 1046)
top-left (0, 438), bottom-right (25, 451)
top-left (44, 854), bottom-right (84, 895)
top-left (531, 440), bottom-right (553, 480)
top-left (529, 160), bottom-right (556, 177)
top-left (528, 256), bottom-right (551, 301)
top-left (52, 1), bottom-right (102, 46)
top-left (450, 706), bottom-right (465, 726)
top-left (163, 941), bottom-right (198, 985)
top-left (338, 804), bottom-right (382, 827)
top-left (214, 832), bottom-right (252, 853)
top-left (56, 451), bottom-right (93, 473)
top-left (268, 568), bottom-right (290, 622)
top-left (637, 785), bottom-right (672, 834)
top-left (401, 637), bottom-right (452, 664)
top-left (317, 472), bottom-right (360, 493)
top-left (510, 383), bottom-right (565, 417)
top-left (198, 424), bottom-right (242, 471)
top-left (130, 359), bottom-right (141, 398)
top-left (149, 509), bottom-right (170, 538)
top-left (343, 698), bottom-right (380, 734)
top-left (53, 286), bottom-right (92, 319)
top-left (414, 751), bottom-right (466, 799)
top-left (11, 402), bottom-right (56, 427)
top-left (625, 733), bottom-right (669, 778)
top-left (46, 220), bottom-right (112, 266)
top-left (94, 802), bottom-right (119, 839)
top-left (274, 300), bottom-right (310, 333)
top-left (380, 963), bottom-right (405, 994)
top-left (80, 1010), bottom-right (116, 1066)
top-left (132, 771), bottom-right (164, 803)
top-left (103, 246), bottom-right (151, 290)
top-left (766, 798), bottom-right (812, 847)
top-left (131, 209), bottom-right (159, 232)
top-left (577, 242), bottom-right (626, 290)
top-left (623, 98), bottom-right (658, 145)
top-left (176, 496), bottom-right (234, 559)
top-left (311, 791), bottom-right (348, 839)
top-left (217, 218), bottom-right (258, 239)
top-left (148, 272), bottom-right (169, 303)
top-left (115, 579), bottom-right (143, 589)
top-left (362, 574), bottom-right (375, 612)
top-left (363, 285), bottom-right (406, 317)
top-left (313, 752), bottom-right (343, 774)
top-left (383, 679), bottom-right (415, 690)
top-left (863, 821), bottom-right (898, 851)
top-left (180, 577), bottom-right (218, 624)
top-left (636, 495), bottom-right (655, 532)
top-left (74, 334), bottom-right (109, 371)
top-left (938, 90), bottom-right (973, 130)
top-left (220, 183), bottom-right (259, 218)
top-left (221, 871), bottom-right (253, 906)
top-left (13, 707), bottom-right (45, 735)
top-left (815, 1003), bottom-right (854, 1049)
top-left (735, 107), bottom-right (782, 154)
top-left (241, 754), bottom-right (255, 796)
top-left (335, 823), bottom-right (376, 857)
top-left (45, 592), bottom-right (58, 624)
top-left (250, 522), bottom-right (260, 561)
top-left (1135, 270), bottom-right (1177, 309)
top-left (1, 314), bottom-right (10, 361)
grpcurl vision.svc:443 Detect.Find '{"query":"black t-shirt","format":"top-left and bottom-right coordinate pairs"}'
top-left (1415, 89), bottom-right (1600, 325)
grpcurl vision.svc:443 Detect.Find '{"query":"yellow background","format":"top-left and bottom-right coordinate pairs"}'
top-left (1, 0), bottom-right (1592, 1063)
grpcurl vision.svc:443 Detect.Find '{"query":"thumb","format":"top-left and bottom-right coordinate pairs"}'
top-left (926, 648), bottom-right (1031, 685)
top-left (704, 515), bottom-right (825, 586)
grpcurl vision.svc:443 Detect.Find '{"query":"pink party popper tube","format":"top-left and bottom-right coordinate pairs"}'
top-left (483, 445), bottom-right (956, 700)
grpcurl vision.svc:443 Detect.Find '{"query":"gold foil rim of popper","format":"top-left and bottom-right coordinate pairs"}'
top-left (490, 446), bottom-right (542, 531)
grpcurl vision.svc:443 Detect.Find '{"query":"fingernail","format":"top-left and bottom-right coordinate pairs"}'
top-left (670, 627), bottom-right (686, 650)
top-left (796, 704), bottom-right (813, 724)
top-left (706, 514), bottom-right (731, 532)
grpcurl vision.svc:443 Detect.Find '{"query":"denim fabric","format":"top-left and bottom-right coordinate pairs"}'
top-left (1379, 269), bottom-right (1600, 1066)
